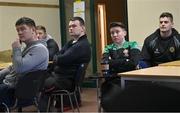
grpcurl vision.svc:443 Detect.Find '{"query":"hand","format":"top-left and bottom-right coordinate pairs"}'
top-left (53, 54), bottom-right (58, 64)
top-left (12, 38), bottom-right (21, 48)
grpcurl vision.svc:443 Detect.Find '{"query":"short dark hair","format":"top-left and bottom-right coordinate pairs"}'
top-left (159, 12), bottom-right (173, 22)
top-left (70, 16), bottom-right (85, 26)
top-left (15, 17), bottom-right (36, 27)
top-left (36, 25), bottom-right (46, 33)
top-left (109, 22), bottom-right (126, 30)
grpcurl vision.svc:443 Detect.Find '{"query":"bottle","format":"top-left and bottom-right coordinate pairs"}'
top-left (101, 59), bottom-right (110, 77)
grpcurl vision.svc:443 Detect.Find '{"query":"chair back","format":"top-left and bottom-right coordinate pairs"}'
top-left (15, 70), bottom-right (48, 100)
top-left (74, 63), bottom-right (88, 87)
top-left (138, 60), bottom-right (149, 69)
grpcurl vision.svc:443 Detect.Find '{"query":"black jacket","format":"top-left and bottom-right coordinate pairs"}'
top-left (53, 35), bottom-right (91, 79)
top-left (47, 39), bottom-right (59, 61)
top-left (102, 41), bottom-right (140, 74)
top-left (141, 28), bottom-right (180, 67)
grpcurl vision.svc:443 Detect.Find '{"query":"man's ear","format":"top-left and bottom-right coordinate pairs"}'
top-left (31, 27), bottom-right (36, 32)
top-left (124, 30), bottom-right (127, 36)
top-left (82, 26), bottom-right (86, 32)
top-left (171, 22), bottom-right (174, 27)
top-left (31, 27), bottom-right (37, 35)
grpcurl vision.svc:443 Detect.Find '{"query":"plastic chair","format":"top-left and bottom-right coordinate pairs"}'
top-left (47, 63), bottom-right (88, 112)
top-left (6, 70), bottom-right (48, 112)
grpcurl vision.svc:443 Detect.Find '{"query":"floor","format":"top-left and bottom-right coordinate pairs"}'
top-left (20, 88), bottom-right (99, 112)
top-left (78, 88), bottom-right (98, 112)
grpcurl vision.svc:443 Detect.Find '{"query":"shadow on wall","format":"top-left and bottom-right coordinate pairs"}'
top-left (0, 50), bottom-right (12, 63)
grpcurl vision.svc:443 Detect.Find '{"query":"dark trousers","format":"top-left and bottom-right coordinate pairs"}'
top-left (38, 76), bottom-right (73, 112)
top-left (0, 83), bottom-right (15, 108)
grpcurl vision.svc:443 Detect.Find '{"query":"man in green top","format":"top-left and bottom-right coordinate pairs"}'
top-left (101, 22), bottom-right (141, 112)
top-left (102, 22), bottom-right (140, 74)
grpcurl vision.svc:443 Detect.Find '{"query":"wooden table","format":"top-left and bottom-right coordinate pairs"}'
top-left (159, 60), bottom-right (180, 66)
top-left (0, 62), bottom-right (11, 69)
top-left (49, 61), bottom-right (53, 64)
top-left (118, 66), bottom-right (180, 89)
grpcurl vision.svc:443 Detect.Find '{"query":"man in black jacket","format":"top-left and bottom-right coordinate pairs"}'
top-left (36, 25), bottom-right (59, 61)
top-left (141, 12), bottom-right (180, 67)
top-left (126, 12), bottom-right (180, 112)
top-left (39, 17), bottom-right (91, 111)
top-left (100, 22), bottom-right (141, 111)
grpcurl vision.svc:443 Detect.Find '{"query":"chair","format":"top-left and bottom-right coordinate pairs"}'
top-left (47, 63), bottom-right (88, 112)
top-left (0, 102), bottom-right (9, 113)
top-left (5, 70), bottom-right (48, 112)
top-left (137, 60), bottom-right (149, 69)
top-left (88, 74), bottom-right (119, 113)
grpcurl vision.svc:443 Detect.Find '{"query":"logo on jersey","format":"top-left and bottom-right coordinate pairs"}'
top-left (123, 49), bottom-right (129, 57)
top-left (154, 48), bottom-right (160, 54)
top-left (169, 47), bottom-right (175, 53)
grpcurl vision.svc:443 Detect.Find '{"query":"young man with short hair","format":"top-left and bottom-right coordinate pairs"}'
top-left (0, 17), bottom-right (49, 107)
top-left (39, 17), bottom-right (91, 111)
top-left (36, 25), bottom-right (59, 61)
top-left (141, 12), bottom-right (180, 67)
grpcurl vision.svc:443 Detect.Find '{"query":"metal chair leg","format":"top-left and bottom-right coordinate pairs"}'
top-left (47, 96), bottom-right (52, 112)
top-left (96, 77), bottom-right (102, 113)
top-left (34, 98), bottom-right (40, 112)
top-left (67, 93), bottom-right (74, 112)
top-left (2, 103), bottom-right (9, 113)
top-left (60, 95), bottom-right (64, 113)
top-left (74, 93), bottom-right (80, 112)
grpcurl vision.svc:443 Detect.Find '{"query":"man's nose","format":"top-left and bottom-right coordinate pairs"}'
top-left (18, 31), bottom-right (22, 35)
top-left (113, 33), bottom-right (118, 37)
top-left (37, 34), bottom-right (41, 38)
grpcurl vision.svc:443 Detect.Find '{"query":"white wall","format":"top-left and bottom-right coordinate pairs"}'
top-left (128, 0), bottom-right (180, 46)
top-left (0, 0), bottom-right (61, 50)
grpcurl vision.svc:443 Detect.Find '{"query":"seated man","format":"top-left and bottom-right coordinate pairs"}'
top-left (39, 16), bottom-right (91, 111)
top-left (102, 22), bottom-right (140, 75)
top-left (140, 12), bottom-right (180, 67)
top-left (140, 12), bottom-right (180, 89)
top-left (0, 17), bottom-right (49, 107)
top-left (36, 25), bottom-right (59, 61)
top-left (101, 22), bottom-right (141, 111)
top-left (112, 12), bottom-right (180, 112)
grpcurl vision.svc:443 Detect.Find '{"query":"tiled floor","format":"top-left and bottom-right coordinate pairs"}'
top-left (20, 88), bottom-right (99, 112)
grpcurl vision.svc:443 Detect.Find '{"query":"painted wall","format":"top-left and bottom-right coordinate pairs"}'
top-left (128, 0), bottom-right (180, 46)
top-left (0, 0), bottom-right (60, 50)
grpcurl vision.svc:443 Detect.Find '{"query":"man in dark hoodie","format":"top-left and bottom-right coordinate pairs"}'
top-left (141, 12), bottom-right (180, 67)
